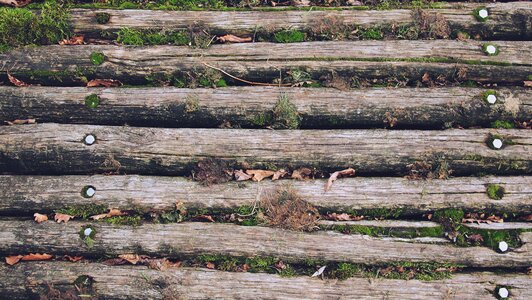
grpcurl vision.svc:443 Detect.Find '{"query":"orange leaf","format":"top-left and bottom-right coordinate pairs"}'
top-left (90, 209), bottom-right (127, 220)
top-left (7, 72), bottom-right (30, 87)
top-left (0, 0), bottom-right (32, 7)
top-left (291, 167), bottom-right (312, 180)
top-left (87, 79), bottom-right (123, 88)
top-left (21, 253), bottom-right (53, 261)
top-left (5, 118), bottom-right (36, 125)
top-left (245, 169), bottom-right (275, 182)
top-left (118, 254), bottom-right (148, 265)
top-left (90, 213), bottom-right (109, 220)
top-left (217, 34), bottom-right (252, 43)
top-left (63, 255), bottom-right (83, 262)
top-left (524, 81), bottom-right (532, 87)
top-left (59, 35), bottom-right (85, 45)
top-left (234, 170), bottom-right (252, 181)
top-left (205, 262), bottom-right (215, 269)
top-left (192, 215), bottom-right (215, 222)
top-left (272, 169), bottom-right (288, 180)
top-left (33, 213), bottom-right (48, 223)
top-left (5, 255), bottom-right (23, 265)
top-left (325, 168), bottom-right (355, 192)
top-left (54, 213), bottom-right (74, 223)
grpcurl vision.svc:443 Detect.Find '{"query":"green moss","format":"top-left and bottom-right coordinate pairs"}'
top-left (279, 265), bottom-right (297, 277)
top-left (79, 225), bottom-right (96, 248)
top-left (252, 112), bottom-right (274, 127)
top-left (95, 12), bottom-right (111, 24)
top-left (328, 224), bottom-right (444, 239)
top-left (57, 204), bottom-right (108, 219)
top-left (360, 28), bottom-right (383, 40)
top-left (0, 0), bottom-right (71, 49)
top-left (184, 95), bottom-right (200, 113)
top-left (116, 27), bottom-right (144, 45)
top-left (473, 7), bottom-right (489, 22)
top-left (433, 208), bottom-right (464, 228)
top-left (486, 184), bottom-right (505, 200)
top-left (272, 94), bottom-right (300, 129)
top-left (116, 28), bottom-right (190, 46)
top-left (90, 52), bottom-right (105, 66)
top-left (104, 215), bottom-right (142, 226)
top-left (85, 94), bottom-right (100, 109)
top-left (329, 263), bottom-right (362, 280)
top-left (245, 256), bottom-right (277, 272)
top-left (482, 43), bottom-right (500, 56)
top-left (273, 29), bottom-right (305, 43)
top-left (491, 120), bottom-right (514, 129)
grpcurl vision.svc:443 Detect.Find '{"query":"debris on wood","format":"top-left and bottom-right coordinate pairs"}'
top-left (90, 209), bottom-right (127, 220)
top-left (324, 213), bottom-right (364, 221)
top-left (291, 167), bottom-right (313, 180)
top-left (311, 265), bottom-right (327, 277)
top-left (192, 158), bottom-right (232, 185)
top-left (4, 118), bottom-right (36, 126)
top-left (54, 213), bottom-right (74, 223)
top-left (59, 35), bottom-right (85, 45)
top-left (325, 168), bottom-right (355, 192)
top-left (33, 213), bottom-right (48, 223)
top-left (245, 169), bottom-right (275, 182)
top-left (87, 79), bottom-right (123, 87)
top-left (0, 0), bottom-right (31, 7)
top-left (217, 34), bottom-right (252, 43)
top-left (7, 73), bottom-right (30, 87)
top-left (6, 253), bottom-right (53, 265)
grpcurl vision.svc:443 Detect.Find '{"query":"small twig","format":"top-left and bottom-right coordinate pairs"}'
top-left (236, 184), bottom-right (262, 217)
top-left (202, 62), bottom-right (292, 87)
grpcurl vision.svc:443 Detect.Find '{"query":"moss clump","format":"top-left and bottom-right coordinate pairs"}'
top-left (273, 29), bottom-right (305, 43)
top-left (251, 112), bottom-right (273, 127)
top-left (272, 94), bottom-right (300, 129)
top-left (95, 12), bottom-right (111, 24)
top-left (90, 52), bottom-right (105, 66)
top-left (359, 27), bottom-right (383, 40)
top-left (116, 27), bottom-right (190, 46)
top-left (104, 215), bottom-right (142, 226)
top-left (329, 224), bottom-right (444, 239)
top-left (0, 0), bottom-right (71, 50)
top-left (482, 43), bottom-right (500, 56)
top-left (433, 208), bottom-right (464, 225)
top-left (79, 225), bottom-right (96, 248)
top-left (57, 204), bottom-right (108, 219)
top-left (491, 120), bottom-right (514, 129)
top-left (486, 184), bottom-right (505, 200)
top-left (245, 256), bottom-right (277, 272)
top-left (184, 95), bottom-right (200, 113)
top-left (85, 94), bottom-right (100, 109)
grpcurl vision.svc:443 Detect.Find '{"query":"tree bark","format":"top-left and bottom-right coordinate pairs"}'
top-left (1, 86), bottom-right (530, 129)
top-left (0, 175), bottom-right (530, 215)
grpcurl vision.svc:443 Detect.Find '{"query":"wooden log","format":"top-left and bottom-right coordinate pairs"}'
top-left (69, 2), bottom-right (532, 39)
top-left (1, 175), bottom-right (530, 215)
top-left (464, 222), bottom-right (532, 230)
top-left (1, 262), bottom-right (531, 300)
top-left (318, 220), bottom-right (441, 228)
top-left (0, 124), bottom-right (530, 176)
top-left (1, 86), bottom-right (530, 129)
top-left (0, 221), bottom-right (530, 267)
top-left (1, 42), bottom-right (531, 86)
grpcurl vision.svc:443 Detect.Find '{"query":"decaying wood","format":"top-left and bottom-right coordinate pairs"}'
top-left (1, 176), bottom-right (530, 215)
top-left (464, 222), bottom-right (532, 230)
top-left (1, 263), bottom-right (531, 300)
top-left (69, 2), bottom-right (532, 39)
top-left (1, 42), bottom-right (531, 86)
top-left (0, 221), bottom-right (530, 267)
top-left (0, 86), bottom-right (530, 129)
top-left (318, 220), bottom-right (441, 228)
top-left (0, 124), bottom-right (530, 176)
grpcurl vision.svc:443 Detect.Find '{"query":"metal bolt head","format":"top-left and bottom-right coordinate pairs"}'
top-left (486, 45), bottom-right (497, 55)
top-left (478, 9), bottom-right (488, 19)
top-left (498, 241), bottom-right (508, 252)
top-left (84, 227), bottom-right (93, 237)
top-left (85, 187), bottom-right (96, 197)
top-left (486, 94), bottom-right (497, 104)
top-left (84, 134), bottom-right (96, 145)
top-left (492, 139), bottom-right (503, 149)
top-left (498, 287), bottom-right (509, 298)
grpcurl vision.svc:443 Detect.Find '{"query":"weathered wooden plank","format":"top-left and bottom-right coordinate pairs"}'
top-left (465, 222), bottom-right (532, 230)
top-left (1, 175), bottom-right (530, 215)
top-left (1, 86), bottom-right (530, 129)
top-left (69, 2), bottom-right (532, 39)
top-left (0, 221), bottom-right (530, 267)
top-left (318, 220), bottom-right (441, 228)
top-left (1, 262), bottom-right (531, 300)
top-left (1, 42), bottom-right (531, 86)
top-left (0, 124), bottom-right (530, 176)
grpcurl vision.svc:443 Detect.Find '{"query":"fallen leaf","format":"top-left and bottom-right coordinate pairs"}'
top-left (325, 168), bottom-right (355, 192)
top-left (119, 254), bottom-right (144, 265)
top-left (234, 170), bottom-right (252, 181)
top-left (217, 34), bottom-right (252, 43)
top-left (519, 214), bottom-right (532, 222)
top-left (205, 262), bottom-right (215, 269)
top-left (21, 253), bottom-right (53, 261)
top-left (63, 255), bottom-right (83, 262)
top-left (421, 72), bottom-right (431, 84)
top-left (89, 213), bottom-right (109, 220)
top-left (5, 118), bottom-right (36, 125)
top-left (291, 167), bottom-right (313, 180)
top-left (175, 201), bottom-right (187, 215)
top-left (54, 213), bottom-right (74, 223)
top-left (191, 215), bottom-right (215, 222)
top-left (467, 233), bottom-right (484, 244)
top-left (275, 261), bottom-right (286, 270)
top-left (145, 258), bottom-right (181, 271)
top-left (5, 255), bottom-right (23, 265)
top-left (7, 72), bottom-right (30, 87)
top-left (102, 258), bottom-right (128, 265)
top-left (33, 213), bottom-right (48, 223)
top-left (0, 0), bottom-right (32, 8)
top-left (272, 169), bottom-right (288, 180)
top-left (524, 81), bottom-right (532, 87)
top-left (311, 265), bottom-right (326, 277)
top-left (238, 263), bottom-right (250, 272)
top-left (87, 79), bottom-right (122, 87)
top-left (245, 169), bottom-right (275, 182)
top-left (59, 35), bottom-right (85, 45)
top-left (90, 209), bottom-right (127, 220)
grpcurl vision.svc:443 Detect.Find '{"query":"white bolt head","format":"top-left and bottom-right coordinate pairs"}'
top-left (478, 9), bottom-right (488, 19)
top-left (85, 187), bottom-right (96, 197)
top-left (498, 287), bottom-right (509, 298)
top-left (486, 45), bottom-right (497, 55)
top-left (498, 241), bottom-right (508, 252)
top-left (84, 134), bottom-right (96, 145)
top-left (84, 228), bottom-right (93, 237)
top-left (492, 139), bottom-right (503, 149)
top-left (486, 94), bottom-right (497, 104)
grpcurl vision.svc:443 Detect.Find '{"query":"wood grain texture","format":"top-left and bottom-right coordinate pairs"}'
top-left (1, 86), bottom-right (530, 129)
top-left (1, 42), bottom-right (531, 86)
top-left (464, 222), bottom-right (532, 230)
top-left (0, 221), bottom-right (530, 267)
top-left (0, 124), bottom-right (530, 176)
top-left (69, 2), bottom-right (532, 39)
top-left (1, 262), bottom-right (531, 300)
top-left (1, 175), bottom-right (530, 215)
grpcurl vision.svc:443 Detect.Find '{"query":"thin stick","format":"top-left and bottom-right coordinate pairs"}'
top-left (202, 62), bottom-right (292, 87)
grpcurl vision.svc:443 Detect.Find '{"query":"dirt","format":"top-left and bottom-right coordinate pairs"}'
top-left (192, 158), bottom-right (233, 185)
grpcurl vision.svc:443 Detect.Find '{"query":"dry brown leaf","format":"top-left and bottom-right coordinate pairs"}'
top-left (119, 254), bottom-right (144, 265)
top-left (102, 258), bottom-right (128, 265)
top-left (145, 258), bottom-right (181, 271)
top-left (175, 201), bottom-right (187, 215)
top-left (0, 0), bottom-right (32, 7)
top-left (192, 215), bottom-right (215, 222)
top-left (520, 214), bottom-right (532, 222)
top-left (5, 255), bottom-right (23, 265)
top-left (89, 213), bottom-right (108, 220)
top-left (325, 212), bottom-right (364, 221)
top-left (21, 253), bottom-right (53, 261)
top-left (5, 118), bottom-right (36, 125)
top-left (272, 169), bottom-right (288, 181)
top-left (54, 213), bottom-right (74, 223)
top-left (205, 262), bottom-right (215, 269)
top-left (217, 34), bottom-right (252, 43)
top-left (63, 255), bottom-right (83, 262)
top-left (87, 79), bottom-right (123, 87)
top-left (90, 209), bottom-right (127, 220)
top-left (524, 81), bottom-right (532, 87)
top-left (325, 168), bottom-right (355, 192)
top-left (234, 170), bottom-right (252, 181)
top-left (33, 213), bottom-right (48, 223)
top-left (291, 167), bottom-right (313, 180)
top-left (59, 35), bottom-right (85, 45)
top-left (7, 72), bottom-right (30, 87)
top-left (245, 170), bottom-right (275, 182)
top-left (467, 233), bottom-right (484, 244)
